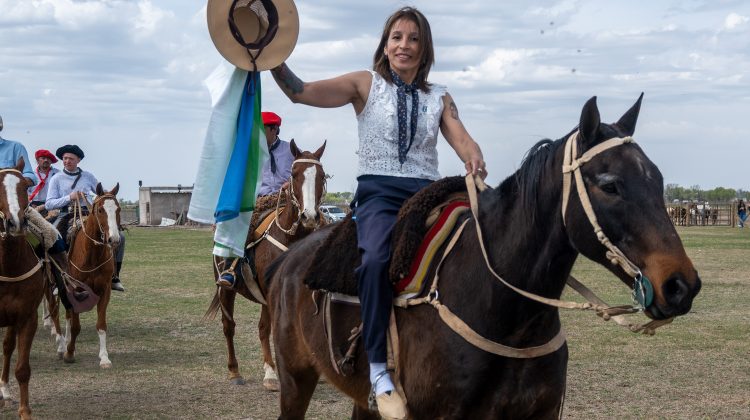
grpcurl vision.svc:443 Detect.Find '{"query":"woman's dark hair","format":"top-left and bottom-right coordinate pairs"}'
top-left (372, 7), bottom-right (434, 92)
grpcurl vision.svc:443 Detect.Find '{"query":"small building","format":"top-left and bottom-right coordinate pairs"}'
top-left (139, 185), bottom-right (193, 226)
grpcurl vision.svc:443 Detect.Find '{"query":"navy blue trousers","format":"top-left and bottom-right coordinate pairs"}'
top-left (353, 175), bottom-right (432, 363)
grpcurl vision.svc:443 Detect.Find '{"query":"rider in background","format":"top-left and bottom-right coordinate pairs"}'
top-left (216, 111), bottom-right (294, 288)
top-left (738, 199), bottom-right (747, 228)
top-left (0, 114), bottom-right (72, 302)
top-left (28, 149), bottom-right (60, 209)
top-left (45, 145), bottom-right (126, 292)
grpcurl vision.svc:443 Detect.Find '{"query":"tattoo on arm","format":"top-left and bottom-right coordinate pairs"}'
top-left (449, 101), bottom-right (460, 120)
top-left (272, 63), bottom-right (304, 95)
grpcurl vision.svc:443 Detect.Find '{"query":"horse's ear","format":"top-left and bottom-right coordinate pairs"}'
top-left (289, 139), bottom-right (301, 158)
top-left (110, 183), bottom-right (119, 196)
top-left (313, 140), bottom-right (326, 160)
top-left (15, 156), bottom-right (25, 173)
top-left (96, 182), bottom-right (104, 196)
top-left (615, 92), bottom-right (644, 137)
top-left (578, 96), bottom-right (600, 148)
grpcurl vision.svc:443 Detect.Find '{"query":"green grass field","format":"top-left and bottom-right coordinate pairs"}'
top-left (2, 226), bottom-right (748, 419)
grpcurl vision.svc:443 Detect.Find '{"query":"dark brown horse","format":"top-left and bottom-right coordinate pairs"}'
top-left (207, 140), bottom-right (326, 390)
top-left (265, 96), bottom-right (702, 419)
top-left (51, 183), bottom-right (121, 368)
top-left (0, 160), bottom-right (45, 419)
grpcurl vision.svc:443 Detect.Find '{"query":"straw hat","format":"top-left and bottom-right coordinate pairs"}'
top-left (207, 0), bottom-right (299, 71)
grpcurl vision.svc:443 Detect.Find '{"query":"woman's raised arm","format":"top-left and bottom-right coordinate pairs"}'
top-left (271, 64), bottom-right (372, 113)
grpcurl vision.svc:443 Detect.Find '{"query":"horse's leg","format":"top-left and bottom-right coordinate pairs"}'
top-left (44, 287), bottom-right (65, 358)
top-left (0, 326), bottom-right (16, 402)
top-left (259, 305), bottom-right (279, 391)
top-left (41, 294), bottom-right (52, 329)
top-left (14, 312), bottom-right (38, 419)
top-left (63, 310), bottom-right (80, 364)
top-left (276, 357), bottom-right (319, 420)
top-left (219, 289), bottom-right (244, 385)
top-left (95, 292), bottom-right (112, 368)
top-left (274, 317), bottom-right (319, 419)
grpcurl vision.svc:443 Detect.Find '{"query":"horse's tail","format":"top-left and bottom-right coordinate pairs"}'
top-left (203, 287), bottom-right (223, 321)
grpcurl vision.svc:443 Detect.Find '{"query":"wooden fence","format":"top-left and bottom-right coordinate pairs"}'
top-left (666, 202), bottom-right (741, 227)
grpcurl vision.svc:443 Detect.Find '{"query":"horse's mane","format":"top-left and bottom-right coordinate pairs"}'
top-left (491, 127), bottom-right (577, 227)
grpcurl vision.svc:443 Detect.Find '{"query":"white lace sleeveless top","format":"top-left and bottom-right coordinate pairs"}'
top-left (356, 70), bottom-right (447, 180)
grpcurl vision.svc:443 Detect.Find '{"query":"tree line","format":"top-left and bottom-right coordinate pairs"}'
top-left (665, 184), bottom-right (749, 202)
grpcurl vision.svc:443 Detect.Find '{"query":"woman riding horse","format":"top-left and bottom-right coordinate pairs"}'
top-left (264, 95), bottom-right (702, 419)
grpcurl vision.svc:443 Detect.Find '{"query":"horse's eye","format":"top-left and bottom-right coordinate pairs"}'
top-left (601, 182), bottom-right (618, 195)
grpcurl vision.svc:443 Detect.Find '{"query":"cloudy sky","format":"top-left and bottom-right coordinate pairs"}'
top-left (1, 0), bottom-right (748, 201)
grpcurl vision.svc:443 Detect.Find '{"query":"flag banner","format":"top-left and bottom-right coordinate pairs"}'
top-left (215, 72), bottom-right (263, 222)
top-left (187, 64), bottom-right (268, 257)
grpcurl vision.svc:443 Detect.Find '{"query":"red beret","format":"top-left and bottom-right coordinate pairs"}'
top-left (261, 112), bottom-right (282, 126)
top-left (35, 149), bottom-right (58, 163)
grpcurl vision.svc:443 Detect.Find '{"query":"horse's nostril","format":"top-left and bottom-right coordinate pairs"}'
top-left (663, 275), bottom-right (689, 306)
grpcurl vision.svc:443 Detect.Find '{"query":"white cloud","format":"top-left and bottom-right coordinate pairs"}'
top-left (1, 0), bottom-right (749, 199)
top-left (724, 12), bottom-right (748, 29)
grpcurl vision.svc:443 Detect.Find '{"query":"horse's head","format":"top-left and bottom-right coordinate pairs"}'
top-left (91, 182), bottom-right (121, 245)
top-left (288, 139), bottom-right (326, 229)
top-left (563, 95), bottom-right (701, 320)
top-left (0, 158), bottom-right (32, 236)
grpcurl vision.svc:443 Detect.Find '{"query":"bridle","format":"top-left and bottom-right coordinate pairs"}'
top-left (0, 168), bottom-right (43, 282)
top-left (68, 193), bottom-right (119, 274)
top-left (561, 131), bottom-right (653, 309)
top-left (72, 193), bottom-right (119, 247)
top-left (274, 158), bottom-right (326, 235)
top-left (0, 168), bottom-right (26, 238)
top-left (408, 132), bottom-right (672, 359)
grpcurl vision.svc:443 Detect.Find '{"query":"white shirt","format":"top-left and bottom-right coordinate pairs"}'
top-left (356, 70), bottom-right (446, 180)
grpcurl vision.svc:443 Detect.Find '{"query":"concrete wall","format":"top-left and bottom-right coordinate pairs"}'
top-left (139, 187), bottom-right (192, 225)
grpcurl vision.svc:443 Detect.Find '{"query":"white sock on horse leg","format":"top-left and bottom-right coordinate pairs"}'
top-left (369, 362), bottom-right (395, 395)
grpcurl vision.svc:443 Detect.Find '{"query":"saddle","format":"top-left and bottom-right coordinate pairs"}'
top-left (304, 176), bottom-right (469, 298)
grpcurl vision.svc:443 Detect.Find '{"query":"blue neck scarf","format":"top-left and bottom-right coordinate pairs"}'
top-left (389, 69), bottom-right (419, 165)
top-left (268, 138), bottom-right (280, 174)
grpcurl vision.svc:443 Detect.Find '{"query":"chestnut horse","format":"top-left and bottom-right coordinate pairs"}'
top-left (206, 140), bottom-right (326, 390)
top-left (0, 160), bottom-right (45, 419)
top-left (50, 183), bottom-right (121, 368)
top-left (265, 96), bottom-right (702, 419)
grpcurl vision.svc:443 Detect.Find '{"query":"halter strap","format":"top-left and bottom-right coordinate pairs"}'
top-left (561, 132), bottom-right (640, 278)
top-left (0, 168), bottom-right (23, 175)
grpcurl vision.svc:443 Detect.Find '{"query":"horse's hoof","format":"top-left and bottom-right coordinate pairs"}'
top-left (57, 352), bottom-right (64, 360)
top-left (263, 378), bottom-right (279, 392)
top-left (229, 377), bottom-right (246, 386)
top-left (63, 354), bottom-right (75, 364)
top-left (100, 362), bottom-right (112, 369)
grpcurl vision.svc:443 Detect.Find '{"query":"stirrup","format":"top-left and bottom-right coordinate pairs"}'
top-left (216, 257), bottom-right (238, 289)
top-left (216, 270), bottom-right (235, 288)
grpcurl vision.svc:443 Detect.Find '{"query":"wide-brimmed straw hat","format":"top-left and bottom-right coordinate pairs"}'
top-left (207, 0), bottom-right (299, 71)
